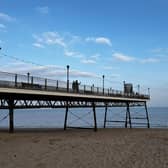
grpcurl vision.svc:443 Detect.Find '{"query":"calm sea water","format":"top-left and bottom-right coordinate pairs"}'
top-left (0, 107), bottom-right (167, 129)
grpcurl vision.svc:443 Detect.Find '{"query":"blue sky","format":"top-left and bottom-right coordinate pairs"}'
top-left (0, 0), bottom-right (168, 106)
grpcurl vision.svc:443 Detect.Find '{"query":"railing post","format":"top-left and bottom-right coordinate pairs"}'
top-left (92, 84), bottom-right (94, 93)
top-left (56, 80), bottom-right (58, 90)
top-left (27, 72), bottom-right (30, 84)
top-left (84, 85), bottom-right (86, 93)
top-left (31, 76), bottom-right (33, 85)
top-left (15, 74), bottom-right (17, 87)
top-left (67, 65), bottom-right (70, 92)
top-left (102, 75), bottom-right (105, 95)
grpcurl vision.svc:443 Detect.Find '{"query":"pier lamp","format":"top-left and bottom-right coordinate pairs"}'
top-left (148, 88), bottom-right (150, 96)
top-left (67, 65), bottom-right (70, 92)
top-left (102, 75), bottom-right (105, 94)
top-left (138, 84), bottom-right (140, 94)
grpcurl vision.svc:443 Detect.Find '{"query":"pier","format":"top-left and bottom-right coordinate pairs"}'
top-left (0, 71), bottom-right (150, 133)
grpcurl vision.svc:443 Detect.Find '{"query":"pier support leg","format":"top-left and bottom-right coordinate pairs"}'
top-left (64, 102), bottom-right (69, 130)
top-left (8, 99), bottom-right (14, 133)
top-left (104, 104), bottom-right (108, 128)
top-left (144, 102), bottom-right (150, 128)
top-left (93, 103), bottom-right (97, 132)
top-left (126, 102), bottom-right (132, 128)
top-left (125, 106), bottom-right (128, 128)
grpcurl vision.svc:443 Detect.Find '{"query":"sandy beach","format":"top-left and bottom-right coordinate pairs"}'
top-left (0, 128), bottom-right (167, 168)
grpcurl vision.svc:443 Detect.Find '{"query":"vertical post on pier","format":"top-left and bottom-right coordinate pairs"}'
top-left (8, 98), bottom-right (14, 133)
top-left (64, 101), bottom-right (69, 130)
top-left (84, 85), bottom-right (86, 93)
top-left (92, 102), bottom-right (97, 132)
top-left (126, 102), bottom-right (132, 128)
top-left (56, 80), bottom-right (58, 90)
top-left (15, 74), bottom-right (17, 87)
top-left (148, 88), bottom-right (150, 97)
top-left (104, 103), bottom-right (108, 128)
top-left (67, 65), bottom-right (70, 92)
top-left (27, 72), bottom-right (30, 84)
top-left (45, 79), bottom-right (47, 90)
top-left (31, 76), bottom-right (33, 85)
top-left (102, 75), bottom-right (105, 95)
top-left (144, 101), bottom-right (150, 128)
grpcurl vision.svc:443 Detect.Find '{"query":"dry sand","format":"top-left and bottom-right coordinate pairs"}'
top-left (0, 128), bottom-right (167, 168)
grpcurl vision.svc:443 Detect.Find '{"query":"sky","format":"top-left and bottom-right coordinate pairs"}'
top-left (0, 0), bottom-right (168, 106)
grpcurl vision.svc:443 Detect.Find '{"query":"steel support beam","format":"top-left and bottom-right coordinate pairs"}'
top-left (126, 102), bottom-right (132, 128)
top-left (8, 99), bottom-right (14, 133)
top-left (104, 104), bottom-right (108, 128)
top-left (64, 101), bottom-right (69, 130)
top-left (144, 102), bottom-right (150, 128)
top-left (92, 103), bottom-right (97, 132)
top-left (125, 106), bottom-right (128, 128)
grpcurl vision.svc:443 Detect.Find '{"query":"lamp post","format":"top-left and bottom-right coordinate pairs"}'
top-left (138, 84), bottom-right (140, 94)
top-left (102, 75), bottom-right (105, 94)
top-left (67, 65), bottom-right (70, 92)
top-left (27, 72), bottom-right (30, 84)
top-left (148, 88), bottom-right (150, 96)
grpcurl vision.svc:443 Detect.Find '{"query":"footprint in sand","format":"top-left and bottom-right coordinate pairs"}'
top-left (36, 162), bottom-right (47, 168)
top-left (48, 138), bottom-right (62, 145)
top-left (32, 139), bottom-right (40, 143)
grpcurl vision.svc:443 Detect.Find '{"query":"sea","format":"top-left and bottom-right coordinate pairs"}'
top-left (0, 107), bottom-right (167, 129)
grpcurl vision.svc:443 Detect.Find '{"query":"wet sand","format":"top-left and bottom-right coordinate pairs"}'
top-left (0, 128), bottom-right (167, 168)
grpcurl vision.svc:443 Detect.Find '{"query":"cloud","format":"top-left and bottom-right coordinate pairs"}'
top-left (86, 37), bottom-right (112, 46)
top-left (109, 74), bottom-right (120, 78)
top-left (0, 12), bottom-right (15, 22)
top-left (33, 32), bottom-right (66, 48)
top-left (70, 70), bottom-right (99, 78)
top-left (113, 52), bottom-right (135, 62)
top-left (140, 58), bottom-right (159, 63)
top-left (90, 54), bottom-right (100, 60)
top-left (0, 23), bottom-right (6, 29)
top-left (0, 23), bottom-right (6, 32)
top-left (149, 48), bottom-right (168, 61)
top-left (36, 6), bottom-right (49, 14)
top-left (113, 52), bottom-right (160, 64)
top-left (150, 48), bottom-right (168, 54)
top-left (32, 43), bottom-right (44, 48)
top-left (0, 61), bottom-right (98, 80)
top-left (64, 50), bottom-right (83, 58)
top-left (103, 66), bottom-right (120, 70)
top-left (81, 59), bottom-right (96, 64)
top-left (80, 53), bottom-right (101, 64)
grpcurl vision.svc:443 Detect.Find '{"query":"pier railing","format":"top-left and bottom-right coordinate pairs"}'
top-left (0, 71), bottom-right (150, 99)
